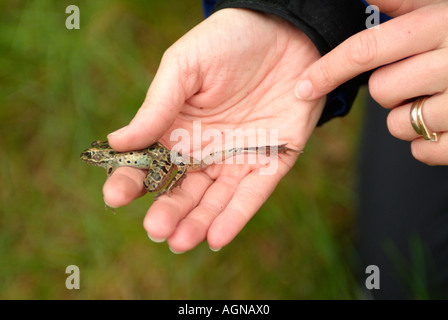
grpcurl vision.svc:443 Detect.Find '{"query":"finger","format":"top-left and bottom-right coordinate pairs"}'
top-left (387, 93), bottom-right (448, 141)
top-left (166, 173), bottom-right (241, 253)
top-left (295, 3), bottom-right (448, 100)
top-left (206, 168), bottom-right (286, 250)
top-left (143, 171), bottom-right (213, 242)
top-left (411, 133), bottom-right (448, 165)
top-left (108, 48), bottom-right (201, 152)
top-left (369, 48), bottom-right (448, 108)
top-left (369, 0), bottom-right (443, 17)
top-left (103, 167), bottom-right (147, 208)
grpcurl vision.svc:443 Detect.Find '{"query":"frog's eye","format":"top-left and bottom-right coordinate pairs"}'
top-left (93, 153), bottom-right (103, 161)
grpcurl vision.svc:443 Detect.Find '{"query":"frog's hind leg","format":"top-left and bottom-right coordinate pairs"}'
top-left (158, 162), bottom-right (188, 198)
top-left (143, 160), bottom-right (174, 198)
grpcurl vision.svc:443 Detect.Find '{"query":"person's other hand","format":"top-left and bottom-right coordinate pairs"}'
top-left (295, 0), bottom-right (448, 165)
top-left (105, 9), bottom-right (326, 252)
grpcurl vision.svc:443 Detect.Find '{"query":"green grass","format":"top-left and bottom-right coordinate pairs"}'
top-left (0, 0), bottom-right (365, 299)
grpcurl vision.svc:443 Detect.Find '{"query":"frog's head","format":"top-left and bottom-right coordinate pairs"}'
top-left (80, 140), bottom-right (116, 169)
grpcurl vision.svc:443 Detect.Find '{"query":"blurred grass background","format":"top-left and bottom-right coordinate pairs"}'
top-left (0, 0), bottom-right (367, 299)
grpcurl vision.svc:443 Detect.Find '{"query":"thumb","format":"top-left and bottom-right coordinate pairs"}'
top-left (107, 49), bottom-right (200, 151)
top-left (294, 0), bottom-right (439, 101)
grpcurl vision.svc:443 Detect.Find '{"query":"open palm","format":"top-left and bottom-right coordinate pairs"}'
top-left (105, 9), bottom-right (325, 252)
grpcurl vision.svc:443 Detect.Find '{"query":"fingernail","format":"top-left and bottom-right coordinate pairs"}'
top-left (103, 198), bottom-right (117, 208)
top-left (169, 246), bottom-right (184, 254)
top-left (147, 233), bottom-right (166, 243)
top-left (108, 125), bottom-right (128, 137)
top-left (295, 79), bottom-right (313, 99)
top-left (209, 246), bottom-right (222, 252)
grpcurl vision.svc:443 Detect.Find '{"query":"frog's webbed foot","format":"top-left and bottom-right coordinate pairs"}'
top-left (259, 144), bottom-right (302, 162)
top-left (278, 144), bottom-right (302, 155)
top-left (260, 144), bottom-right (302, 157)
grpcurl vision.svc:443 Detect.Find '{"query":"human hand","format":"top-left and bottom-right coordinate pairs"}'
top-left (295, 0), bottom-right (448, 165)
top-left (104, 9), bottom-right (326, 252)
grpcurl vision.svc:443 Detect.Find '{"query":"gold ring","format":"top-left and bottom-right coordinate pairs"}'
top-left (410, 97), bottom-right (438, 142)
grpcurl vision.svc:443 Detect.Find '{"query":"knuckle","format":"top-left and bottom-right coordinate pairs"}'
top-left (346, 31), bottom-right (378, 67)
top-left (313, 60), bottom-right (336, 90)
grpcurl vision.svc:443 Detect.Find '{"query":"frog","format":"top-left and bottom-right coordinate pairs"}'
top-left (80, 140), bottom-right (299, 199)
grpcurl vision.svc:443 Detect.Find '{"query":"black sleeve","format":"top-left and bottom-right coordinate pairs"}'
top-left (211, 0), bottom-right (370, 125)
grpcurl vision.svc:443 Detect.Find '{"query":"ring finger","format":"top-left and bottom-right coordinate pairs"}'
top-left (387, 92), bottom-right (448, 141)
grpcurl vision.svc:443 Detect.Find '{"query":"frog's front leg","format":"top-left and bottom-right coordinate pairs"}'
top-left (143, 159), bottom-right (175, 198)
